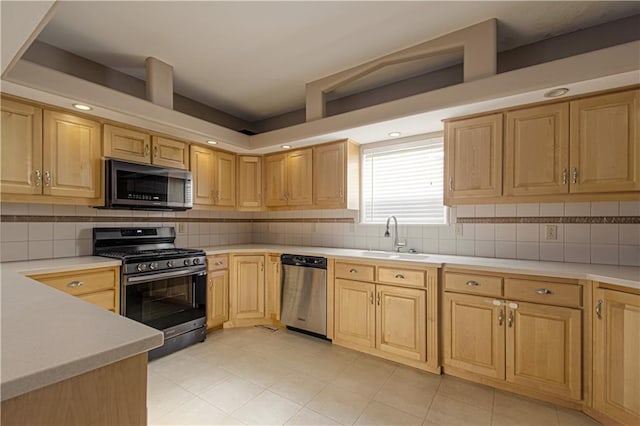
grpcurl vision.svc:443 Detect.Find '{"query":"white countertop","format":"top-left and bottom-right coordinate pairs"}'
top-left (203, 244), bottom-right (640, 290)
top-left (0, 257), bottom-right (163, 401)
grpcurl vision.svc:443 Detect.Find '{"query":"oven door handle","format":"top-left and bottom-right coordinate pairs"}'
top-left (125, 267), bottom-right (206, 285)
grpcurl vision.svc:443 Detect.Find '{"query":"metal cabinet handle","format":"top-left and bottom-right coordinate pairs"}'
top-left (571, 167), bottom-right (578, 184)
top-left (449, 176), bottom-right (453, 192)
top-left (508, 310), bottom-right (514, 328)
top-left (34, 170), bottom-right (42, 187)
top-left (535, 288), bottom-right (552, 295)
top-left (349, 268), bottom-right (358, 274)
top-left (562, 168), bottom-right (568, 185)
top-left (153, 145), bottom-right (158, 158)
top-left (596, 299), bottom-right (603, 320)
top-left (67, 281), bottom-right (84, 288)
top-left (43, 171), bottom-right (51, 187)
top-left (395, 274), bottom-right (405, 279)
top-left (144, 144), bottom-right (150, 155)
top-left (466, 280), bottom-right (480, 287)
top-left (339, 187), bottom-right (343, 198)
top-left (369, 292), bottom-right (374, 305)
top-left (260, 262), bottom-right (264, 272)
top-left (498, 309), bottom-right (504, 326)
top-left (376, 292), bottom-right (381, 305)
top-left (214, 261), bottom-right (223, 266)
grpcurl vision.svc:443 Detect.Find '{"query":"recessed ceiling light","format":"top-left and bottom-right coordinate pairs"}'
top-left (206, 140), bottom-right (218, 145)
top-left (388, 132), bottom-right (401, 137)
top-left (72, 103), bottom-right (92, 111)
top-left (281, 145), bottom-right (291, 149)
top-left (544, 88), bottom-right (569, 98)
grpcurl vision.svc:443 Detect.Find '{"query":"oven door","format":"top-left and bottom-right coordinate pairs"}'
top-left (122, 267), bottom-right (206, 332)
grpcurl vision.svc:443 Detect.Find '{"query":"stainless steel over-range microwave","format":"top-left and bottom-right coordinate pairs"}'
top-left (103, 159), bottom-right (193, 211)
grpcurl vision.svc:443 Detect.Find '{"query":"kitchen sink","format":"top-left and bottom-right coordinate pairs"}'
top-left (356, 250), bottom-right (429, 261)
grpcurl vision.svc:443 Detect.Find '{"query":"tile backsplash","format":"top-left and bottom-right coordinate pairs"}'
top-left (1, 201), bottom-right (638, 266)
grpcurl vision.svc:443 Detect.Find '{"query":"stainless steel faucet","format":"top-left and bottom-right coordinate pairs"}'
top-left (384, 216), bottom-right (406, 252)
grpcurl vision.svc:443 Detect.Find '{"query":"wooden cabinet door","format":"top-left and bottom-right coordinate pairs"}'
top-left (103, 124), bottom-right (151, 164)
top-left (214, 151), bottom-right (236, 207)
top-left (443, 292), bottom-right (505, 380)
top-left (506, 302), bottom-right (582, 401)
top-left (334, 279), bottom-right (375, 349)
top-left (313, 142), bottom-right (345, 207)
top-left (570, 90), bottom-right (640, 193)
top-left (237, 156), bottom-right (262, 210)
top-left (505, 103), bottom-right (569, 196)
top-left (0, 99), bottom-right (42, 195)
top-left (444, 114), bottom-right (502, 204)
top-left (264, 153), bottom-right (287, 207)
top-left (207, 269), bottom-right (229, 329)
top-left (266, 254), bottom-right (281, 321)
top-left (43, 111), bottom-right (101, 199)
top-left (190, 145), bottom-right (215, 205)
top-left (376, 284), bottom-right (426, 361)
top-left (593, 289), bottom-right (640, 425)
top-left (232, 255), bottom-right (265, 320)
top-left (287, 148), bottom-right (313, 206)
top-left (151, 136), bottom-right (189, 169)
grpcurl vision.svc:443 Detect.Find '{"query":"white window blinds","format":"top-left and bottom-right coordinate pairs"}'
top-left (361, 137), bottom-right (445, 224)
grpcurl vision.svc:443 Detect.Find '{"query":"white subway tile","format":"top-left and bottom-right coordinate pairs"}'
top-left (1, 222), bottom-right (28, 242)
top-left (354, 236), bottom-right (368, 250)
top-left (539, 203), bottom-right (564, 217)
top-left (495, 224), bottom-right (516, 241)
top-left (188, 222), bottom-right (199, 235)
top-left (564, 243), bottom-right (590, 264)
top-left (407, 238), bottom-right (422, 253)
top-left (75, 223), bottom-right (93, 240)
top-left (76, 238), bottom-right (93, 256)
top-left (53, 223), bottom-right (76, 240)
top-left (422, 226), bottom-right (439, 239)
top-left (456, 240), bottom-right (475, 256)
top-left (495, 242), bottom-right (517, 259)
top-left (619, 201), bottom-right (640, 216)
top-left (0, 203), bottom-right (29, 215)
top-left (422, 239), bottom-right (438, 253)
top-left (343, 236), bottom-right (355, 249)
top-left (516, 224), bottom-right (539, 242)
top-left (460, 224), bottom-right (475, 240)
top-left (475, 241), bottom-right (495, 258)
top-left (619, 224), bottom-right (640, 245)
top-left (516, 242), bottom-right (539, 260)
top-left (539, 243), bottom-right (564, 262)
top-left (495, 204), bottom-right (517, 217)
top-left (590, 224), bottom-right (619, 245)
top-left (53, 204), bottom-right (77, 215)
top-left (438, 239), bottom-right (456, 255)
top-left (564, 202), bottom-right (590, 216)
top-left (28, 204), bottom-right (53, 216)
top-left (591, 244), bottom-right (619, 265)
top-left (29, 240), bottom-right (53, 260)
top-left (516, 203), bottom-right (540, 217)
top-left (0, 241), bottom-right (28, 261)
top-left (565, 224), bottom-right (590, 243)
top-left (619, 245), bottom-right (640, 267)
top-left (53, 240), bottom-right (76, 258)
top-left (75, 205), bottom-right (97, 216)
top-left (591, 202), bottom-right (619, 217)
top-left (198, 235), bottom-right (210, 247)
top-left (475, 204), bottom-right (496, 217)
top-left (475, 224), bottom-right (495, 240)
top-left (29, 222), bottom-right (53, 241)
top-left (438, 225), bottom-right (456, 240)
top-left (456, 205), bottom-right (475, 218)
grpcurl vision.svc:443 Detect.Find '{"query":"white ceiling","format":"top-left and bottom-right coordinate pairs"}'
top-left (35, 1), bottom-right (640, 123)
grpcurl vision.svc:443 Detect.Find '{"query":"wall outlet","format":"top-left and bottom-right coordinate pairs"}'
top-left (544, 225), bottom-right (558, 240)
top-left (455, 223), bottom-right (463, 237)
top-left (177, 223), bottom-right (186, 234)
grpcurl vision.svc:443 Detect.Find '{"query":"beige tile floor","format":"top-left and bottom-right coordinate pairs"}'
top-left (148, 327), bottom-right (599, 426)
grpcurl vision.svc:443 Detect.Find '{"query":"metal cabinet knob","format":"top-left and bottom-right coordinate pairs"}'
top-left (535, 288), bottom-right (552, 295)
top-left (466, 280), bottom-right (480, 287)
top-left (67, 281), bottom-right (84, 288)
top-left (395, 274), bottom-right (405, 279)
top-left (349, 268), bottom-right (358, 273)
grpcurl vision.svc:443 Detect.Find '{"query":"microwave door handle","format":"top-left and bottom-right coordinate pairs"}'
top-left (125, 267), bottom-right (205, 285)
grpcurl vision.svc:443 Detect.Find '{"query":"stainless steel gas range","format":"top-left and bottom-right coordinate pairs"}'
top-left (93, 227), bottom-right (207, 360)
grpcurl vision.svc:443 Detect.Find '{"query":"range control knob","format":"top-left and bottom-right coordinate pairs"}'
top-left (149, 262), bottom-right (158, 270)
top-left (136, 263), bottom-right (147, 272)
top-left (184, 258), bottom-right (192, 266)
top-left (193, 258), bottom-right (201, 265)
top-left (166, 260), bottom-right (174, 268)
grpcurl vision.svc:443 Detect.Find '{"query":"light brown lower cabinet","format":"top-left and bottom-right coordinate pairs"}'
top-left (230, 255), bottom-right (266, 322)
top-left (591, 287), bottom-right (640, 425)
top-left (444, 292), bottom-right (582, 401)
top-left (334, 279), bottom-right (426, 362)
top-left (207, 255), bottom-right (229, 329)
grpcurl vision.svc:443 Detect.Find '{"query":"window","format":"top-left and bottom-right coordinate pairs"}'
top-left (361, 136), bottom-right (445, 224)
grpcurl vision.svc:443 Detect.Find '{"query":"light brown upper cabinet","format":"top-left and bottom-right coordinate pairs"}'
top-left (444, 114), bottom-right (503, 204)
top-left (103, 125), bottom-right (189, 170)
top-left (313, 140), bottom-right (360, 209)
top-left (190, 145), bottom-right (236, 207)
top-left (1, 99), bottom-right (101, 203)
top-left (505, 103), bottom-right (569, 196)
top-left (570, 90), bottom-right (639, 193)
top-left (237, 156), bottom-right (262, 211)
top-left (263, 148), bottom-right (312, 207)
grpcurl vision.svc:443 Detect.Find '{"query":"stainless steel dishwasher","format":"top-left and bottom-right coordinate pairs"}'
top-left (280, 254), bottom-right (327, 337)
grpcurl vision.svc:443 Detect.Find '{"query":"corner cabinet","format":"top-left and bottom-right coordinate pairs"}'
top-left (190, 145), bottom-right (236, 208)
top-left (313, 140), bottom-right (360, 209)
top-left (444, 113), bottom-right (503, 204)
top-left (1, 98), bottom-right (102, 205)
top-left (591, 286), bottom-right (640, 425)
top-left (229, 254), bottom-right (267, 325)
top-left (263, 148), bottom-right (312, 207)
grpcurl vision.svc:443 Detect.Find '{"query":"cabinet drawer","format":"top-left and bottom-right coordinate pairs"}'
top-left (505, 279), bottom-right (582, 307)
top-left (208, 255), bottom-right (229, 271)
top-left (445, 272), bottom-right (503, 297)
top-left (30, 268), bottom-right (118, 297)
top-left (79, 290), bottom-right (116, 311)
top-left (335, 262), bottom-right (375, 281)
top-left (378, 267), bottom-right (425, 288)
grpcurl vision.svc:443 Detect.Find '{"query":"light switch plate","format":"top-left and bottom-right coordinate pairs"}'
top-left (544, 225), bottom-right (558, 240)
